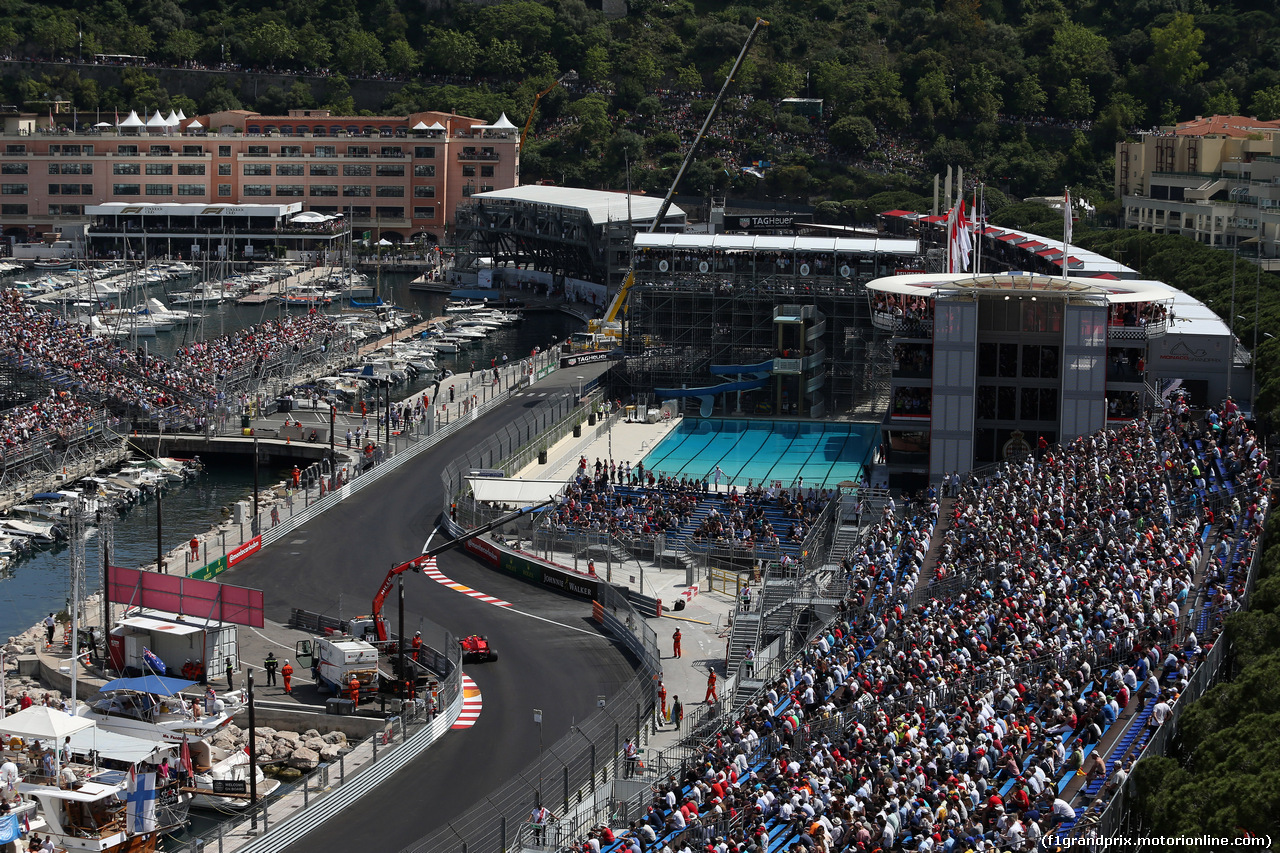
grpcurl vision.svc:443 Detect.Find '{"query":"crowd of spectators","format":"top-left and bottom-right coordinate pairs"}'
top-left (599, 400), bottom-right (1267, 853)
top-left (871, 294), bottom-right (933, 327)
top-left (0, 290), bottom-right (345, 456)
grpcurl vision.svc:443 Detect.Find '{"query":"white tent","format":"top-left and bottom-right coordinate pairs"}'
top-left (376, 238), bottom-right (393, 246)
top-left (145, 110), bottom-right (167, 130)
top-left (490, 113), bottom-right (517, 130)
top-left (291, 211), bottom-right (330, 223)
top-left (411, 120), bottom-right (430, 131)
top-left (426, 121), bottom-right (445, 132)
top-left (185, 119), bottom-right (204, 130)
top-left (0, 706), bottom-right (94, 741)
top-left (164, 110), bottom-right (180, 127)
top-left (66, 727), bottom-right (172, 765)
top-left (93, 121), bottom-right (112, 128)
top-left (176, 109), bottom-right (186, 122)
top-left (118, 110), bottom-right (145, 129)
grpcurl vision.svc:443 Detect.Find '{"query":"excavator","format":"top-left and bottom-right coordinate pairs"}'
top-left (585, 17), bottom-right (769, 345)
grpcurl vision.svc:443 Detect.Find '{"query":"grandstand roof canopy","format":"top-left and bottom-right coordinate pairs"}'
top-left (634, 233), bottom-right (919, 254)
top-left (470, 186), bottom-right (685, 227)
top-left (866, 272), bottom-right (1177, 304)
top-left (466, 477), bottom-right (565, 504)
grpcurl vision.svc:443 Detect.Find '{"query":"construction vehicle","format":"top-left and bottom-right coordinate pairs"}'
top-left (587, 17), bottom-right (769, 343)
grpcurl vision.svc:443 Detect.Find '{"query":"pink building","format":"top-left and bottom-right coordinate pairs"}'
top-left (0, 107), bottom-right (520, 244)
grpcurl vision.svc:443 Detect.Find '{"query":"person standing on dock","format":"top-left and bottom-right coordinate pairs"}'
top-left (43, 614), bottom-right (55, 649)
top-left (263, 652), bottom-right (278, 687)
top-left (225, 657), bottom-right (234, 691)
top-left (672, 628), bottom-right (682, 658)
top-left (281, 659), bottom-right (294, 694)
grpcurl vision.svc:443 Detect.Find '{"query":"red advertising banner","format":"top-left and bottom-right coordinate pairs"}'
top-left (228, 536), bottom-right (262, 567)
top-left (108, 566), bottom-right (265, 628)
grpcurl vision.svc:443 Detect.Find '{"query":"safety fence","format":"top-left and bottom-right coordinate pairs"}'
top-left (181, 638), bottom-right (464, 853)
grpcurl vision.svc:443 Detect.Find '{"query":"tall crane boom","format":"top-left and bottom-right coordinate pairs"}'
top-left (649, 17), bottom-right (769, 234)
top-left (593, 17), bottom-right (769, 334)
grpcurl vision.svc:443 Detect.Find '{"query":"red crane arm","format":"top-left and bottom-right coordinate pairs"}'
top-left (371, 554), bottom-right (434, 641)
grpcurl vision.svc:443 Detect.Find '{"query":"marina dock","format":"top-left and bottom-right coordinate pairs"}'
top-left (235, 264), bottom-right (333, 304)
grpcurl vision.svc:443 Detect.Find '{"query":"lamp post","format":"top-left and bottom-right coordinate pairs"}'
top-left (252, 428), bottom-right (260, 535)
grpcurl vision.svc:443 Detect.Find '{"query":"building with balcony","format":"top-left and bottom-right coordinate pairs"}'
top-left (0, 107), bottom-right (519, 247)
top-left (1116, 114), bottom-right (1280, 260)
top-left (870, 271), bottom-right (1237, 484)
top-left (623, 233), bottom-right (921, 418)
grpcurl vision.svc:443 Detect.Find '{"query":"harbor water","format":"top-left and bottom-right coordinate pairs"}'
top-left (0, 269), bottom-right (580, 642)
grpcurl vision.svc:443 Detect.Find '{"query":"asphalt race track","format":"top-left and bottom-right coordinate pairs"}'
top-left (221, 365), bottom-right (636, 851)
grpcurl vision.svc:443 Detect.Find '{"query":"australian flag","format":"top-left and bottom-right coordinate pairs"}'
top-left (142, 647), bottom-right (167, 676)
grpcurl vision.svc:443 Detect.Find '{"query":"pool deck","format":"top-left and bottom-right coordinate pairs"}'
top-left (512, 413), bottom-right (682, 484)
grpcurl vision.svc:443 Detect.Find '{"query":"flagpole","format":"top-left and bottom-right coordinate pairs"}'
top-left (1062, 186), bottom-right (1071, 281)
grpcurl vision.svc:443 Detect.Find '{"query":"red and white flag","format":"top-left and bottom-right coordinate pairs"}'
top-left (947, 200), bottom-right (972, 274)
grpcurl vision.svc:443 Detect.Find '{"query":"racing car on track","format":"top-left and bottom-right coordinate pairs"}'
top-left (459, 634), bottom-right (498, 662)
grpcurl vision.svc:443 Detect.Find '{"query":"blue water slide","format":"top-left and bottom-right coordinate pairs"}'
top-left (656, 361), bottom-right (773, 417)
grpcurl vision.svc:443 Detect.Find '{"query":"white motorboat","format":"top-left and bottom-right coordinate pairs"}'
top-left (20, 779), bottom-right (164, 851)
top-left (78, 676), bottom-right (248, 745)
top-left (0, 517), bottom-right (63, 543)
top-left (185, 742), bottom-right (280, 810)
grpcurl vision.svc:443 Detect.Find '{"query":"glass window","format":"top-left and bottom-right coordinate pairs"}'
top-left (998, 343), bottom-right (1018, 378)
top-left (146, 163), bottom-right (173, 175)
top-left (343, 164), bottom-right (371, 177)
top-left (243, 185), bottom-right (272, 196)
top-left (113, 184), bottom-right (140, 195)
top-left (348, 206), bottom-right (370, 218)
top-left (347, 145), bottom-right (369, 157)
top-left (480, 165), bottom-right (494, 178)
top-left (997, 386), bottom-right (1017, 420)
top-left (379, 146), bottom-right (402, 157)
top-left (117, 145), bottom-right (138, 155)
top-left (247, 145), bottom-right (268, 156)
top-left (976, 386), bottom-right (996, 420)
top-left (5, 145), bottom-right (26, 154)
top-left (244, 164), bottom-right (272, 176)
top-left (0, 163), bottom-right (26, 174)
top-left (978, 342), bottom-right (997, 378)
top-left (413, 185), bottom-right (435, 198)
top-left (413, 164), bottom-right (435, 177)
top-left (310, 185), bottom-right (338, 196)
top-left (145, 184), bottom-right (172, 195)
top-left (149, 145), bottom-right (171, 156)
top-left (462, 165), bottom-right (476, 177)
top-left (280, 145), bottom-right (302, 157)
top-left (1040, 346), bottom-right (1059, 379)
top-left (177, 184), bottom-right (204, 195)
top-left (275, 185), bottom-right (304, 196)
top-left (0, 184), bottom-right (28, 194)
top-left (375, 164), bottom-right (404, 176)
top-left (0, 204), bottom-right (27, 214)
top-left (177, 164), bottom-right (205, 175)
top-left (413, 206), bottom-right (436, 219)
top-left (217, 164), bottom-right (232, 176)
top-left (218, 145), bottom-right (231, 157)
top-left (375, 185), bottom-right (404, 197)
top-left (276, 164), bottom-right (304, 176)
top-left (314, 145), bottom-right (337, 157)
top-left (310, 164), bottom-right (338, 176)
top-left (1021, 345), bottom-right (1040, 378)
top-left (342, 185), bottom-right (371, 197)
top-left (182, 145), bottom-right (204, 155)
top-left (414, 146), bottom-right (435, 159)
top-left (218, 184), bottom-right (231, 196)
top-left (375, 206), bottom-right (404, 219)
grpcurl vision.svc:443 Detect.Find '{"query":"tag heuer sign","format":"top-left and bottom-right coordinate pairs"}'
top-left (732, 214), bottom-right (811, 232)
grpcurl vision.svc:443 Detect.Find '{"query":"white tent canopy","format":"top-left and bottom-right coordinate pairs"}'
top-left (164, 110), bottom-right (180, 126)
top-left (476, 113), bottom-right (517, 131)
top-left (411, 120), bottom-right (430, 131)
top-left (66, 727), bottom-right (174, 765)
top-left (176, 109), bottom-right (186, 121)
top-left (0, 706), bottom-right (95, 741)
top-left (185, 119), bottom-right (204, 130)
top-left (118, 110), bottom-right (145, 128)
top-left (291, 211), bottom-right (331, 223)
top-left (425, 120), bottom-right (445, 131)
top-left (466, 477), bottom-right (564, 505)
top-left (145, 110), bottom-right (167, 128)
top-left (93, 121), bottom-right (112, 128)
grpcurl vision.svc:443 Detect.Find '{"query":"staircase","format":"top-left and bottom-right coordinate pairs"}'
top-left (726, 612), bottom-right (761, 678)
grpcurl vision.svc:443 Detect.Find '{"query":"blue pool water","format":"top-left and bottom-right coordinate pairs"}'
top-left (640, 419), bottom-right (879, 490)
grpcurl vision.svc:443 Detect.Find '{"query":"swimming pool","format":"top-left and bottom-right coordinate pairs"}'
top-left (640, 419), bottom-right (879, 490)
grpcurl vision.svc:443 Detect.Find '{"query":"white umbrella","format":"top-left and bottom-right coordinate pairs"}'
top-left (93, 121), bottom-right (112, 128)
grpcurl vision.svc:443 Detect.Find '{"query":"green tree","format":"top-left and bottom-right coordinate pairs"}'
top-left (581, 45), bottom-right (611, 85)
top-left (1251, 86), bottom-right (1280, 121)
top-left (385, 39), bottom-right (419, 77)
top-left (1150, 12), bottom-right (1207, 89)
top-left (118, 25), bottom-right (154, 58)
top-left (200, 82), bottom-right (243, 113)
top-left (762, 62), bottom-right (803, 99)
top-left (958, 64), bottom-right (1002, 123)
top-left (1012, 75), bottom-right (1047, 116)
top-left (424, 28), bottom-right (478, 76)
top-left (484, 38), bottom-right (524, 77)
top-left (336, 30), bottom-right (384, 76)
top-left (244, 20), bottom-right (297, 68)
top-left (297, 23), bottom-right (333, 71)
top-left (33, 14), bottom-right (77, 59)
top-left (0, 23), bottom-right (18, 54)
top-left (676, 64), bottom-right (703, 93)
top-left (163, 30), bottom-right (200, 64)
top-left (828, 115), bottom-right (876, 153)
top-left (1056, 78), bottom-right (1094, 121)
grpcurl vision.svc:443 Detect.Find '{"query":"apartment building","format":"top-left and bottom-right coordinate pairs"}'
top-left (1116, 114), bottom-right (1280, 259)
top-left (0, 107), bottom-right (520, 244)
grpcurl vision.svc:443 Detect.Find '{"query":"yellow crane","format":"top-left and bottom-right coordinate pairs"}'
top-left (588, 17), bottom-right (770, 341)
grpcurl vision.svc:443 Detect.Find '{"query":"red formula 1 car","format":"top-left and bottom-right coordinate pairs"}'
top-left (459, 634), bottom-right (498, 662)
